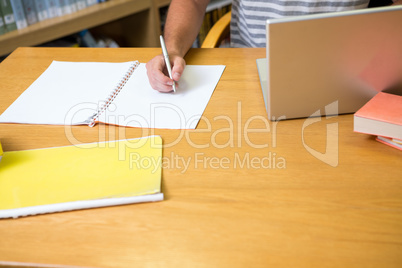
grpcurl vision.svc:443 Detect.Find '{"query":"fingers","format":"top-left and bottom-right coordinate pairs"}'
top-left (146, 55), bottom-right (174, 92)
top-left (146, 54), bottom-right (186, 93)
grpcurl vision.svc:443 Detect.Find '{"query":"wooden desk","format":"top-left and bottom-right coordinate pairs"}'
top-left (0, 48), bottom-right (401, 268)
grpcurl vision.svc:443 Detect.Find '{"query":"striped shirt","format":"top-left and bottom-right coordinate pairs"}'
top-left (230, 0), bottom-right (371, 47)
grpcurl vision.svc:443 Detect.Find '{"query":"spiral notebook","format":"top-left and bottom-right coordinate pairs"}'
top-left (0, 61), bottom-right (225, 129)
top-left (0, 136), bottom-right (163, 219)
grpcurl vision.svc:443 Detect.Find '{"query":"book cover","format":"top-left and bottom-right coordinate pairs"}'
top-left (45, 0), bottom-right (59, 18)
top-left (76, 0), bottom-right (87, 10)
top-left (53, 0), bottom-right (63, 16)
top-left (10, 0), bottom-right (28, 29)
top-left (58, 0), bottom-right (68, 15)
top-left (354, 92), bottom-right (402, 140)
top-left (0, 7), bottom-right (6, 35)
top-left (22, 0), bottom-right (38, 25)
top-left (67, 0), bottom-right (77, 13)
top-left (0, 136), bottom-right (163, 218)
top-left (35, 0), bottom-right (49, 21)
top-left (87, 0), bottom-right (98, 6)
top-left (0, 0), bottom-right (17, 31)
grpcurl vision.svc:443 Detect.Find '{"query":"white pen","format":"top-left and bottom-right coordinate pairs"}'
top-left (159, 35), bottom-right (176, 92)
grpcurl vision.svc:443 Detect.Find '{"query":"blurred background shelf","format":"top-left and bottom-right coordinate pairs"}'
top-left (0, 0), bottom-right (166, 56)
top-left (0, 0), bottom-right (232, 57)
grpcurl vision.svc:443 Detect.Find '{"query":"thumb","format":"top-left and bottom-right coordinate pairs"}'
top-left (171, 56), bottom-right (186, 81)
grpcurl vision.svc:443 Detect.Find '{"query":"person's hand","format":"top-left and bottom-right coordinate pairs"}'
top-left (146, 53), bottom-right (186, 92)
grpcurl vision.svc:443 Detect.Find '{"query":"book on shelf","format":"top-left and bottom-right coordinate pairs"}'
top-left (0, 0), bottom-right (17, 32)
top-left (46, 0), bottom-right (60, 18)
top-left (53, 0), bottom-right (64, 16)
top-left (354, 92), bottom-right (402, 141)
top-left (10, 0), bottom-right (28, 29)
top-left (0, 8), bottom-right (6, 35)
top-left (87, 0), bottom-right (99, 6)
top-left (22, 0), bottom-right (38, 25)
top-left (0, 136), bottom-right (163, 219)
top-left (0, 60), bottom-right (225, 129)
top-left (35, 0), bottom-right (49, 21)
top-left (68, 0), bottom-right (78, 14)
top-left (76, 0), bottom-right (87, 10)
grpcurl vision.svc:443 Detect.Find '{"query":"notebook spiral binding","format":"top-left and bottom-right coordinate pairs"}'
top-left (88, 61), bottom-right (140, 127)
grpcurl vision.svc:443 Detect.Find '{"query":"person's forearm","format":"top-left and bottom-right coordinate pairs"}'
top-left (164, 0), bottom-right (210, 57)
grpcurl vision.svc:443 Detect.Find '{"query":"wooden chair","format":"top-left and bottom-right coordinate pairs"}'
top-left (201, 11), bottom-right (231, 48)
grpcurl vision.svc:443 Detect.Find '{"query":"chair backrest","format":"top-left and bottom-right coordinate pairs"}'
top-left (201, 11), bottom-right (231, 48)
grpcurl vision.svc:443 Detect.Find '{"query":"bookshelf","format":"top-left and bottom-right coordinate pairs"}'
top-left (0, 0), bottom-right (165, 56)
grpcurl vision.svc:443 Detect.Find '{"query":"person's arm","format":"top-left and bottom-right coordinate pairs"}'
top-left (146, 0), bottom-right (210, 92)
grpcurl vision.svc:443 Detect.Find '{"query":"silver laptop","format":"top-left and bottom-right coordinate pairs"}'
top-left (257, 5), bottom-right (402, 120)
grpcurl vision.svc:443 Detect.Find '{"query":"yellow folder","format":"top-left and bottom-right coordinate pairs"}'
top-left (0, 136), bottom-right (163, 218)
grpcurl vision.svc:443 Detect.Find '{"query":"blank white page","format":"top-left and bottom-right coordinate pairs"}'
top-left (101, 64), bottom-right (226, 129)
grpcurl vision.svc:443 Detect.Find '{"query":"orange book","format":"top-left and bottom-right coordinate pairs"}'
top-left (376, 136), bottom-right (402, 151)
top-left (354, 92), bottom-right (402, 140)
